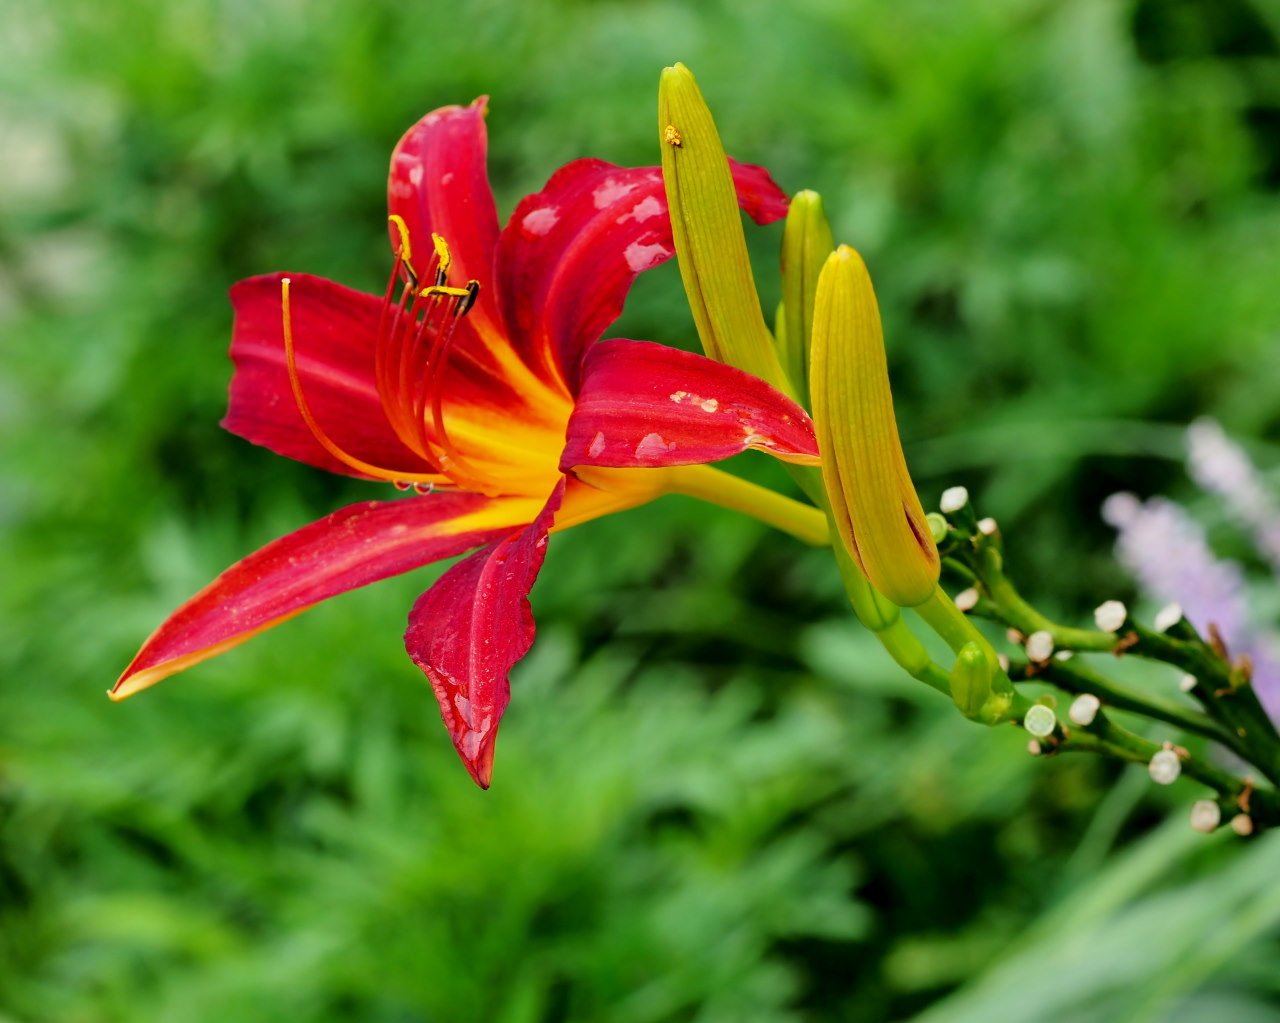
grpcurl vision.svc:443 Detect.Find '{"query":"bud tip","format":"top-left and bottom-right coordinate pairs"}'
top-left (1094, 600), bottom-right (1128, 633)
top-left (940, 486), bottom-right (969, 514)
top-left (1190, 799), bottom-right (1222, 833)
top-left (1068, 693), bottom-right (1101, 726)
top-left (1148, 749), bottom-right (1182, 785)
top-left (1025, 630), bottom-right (1055, 663)
top-left (1023, 704), bottom-right (1056, 738)
top-left (1154, 602), bottom-right (1184, 633)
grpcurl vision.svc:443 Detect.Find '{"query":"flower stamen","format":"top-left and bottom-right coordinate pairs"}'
top-left (387, 214), bottom-right (419, 285)
top-left (280, 277), bottom-right (447, 487)
top-left (370, 223), bottom-right (491, 487)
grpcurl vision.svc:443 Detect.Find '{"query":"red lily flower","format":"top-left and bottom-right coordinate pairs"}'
top-left (112, 98), bottom-right (820, 787)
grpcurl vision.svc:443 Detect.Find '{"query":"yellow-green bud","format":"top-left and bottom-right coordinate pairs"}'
top-left (949, 641), bottom-right (993, 719)
top-left (809, 245), bottom-right (940, 607)
top-left (779, 190), bottom-right (834, 407)
top-left (658, 63), bottom-right (790, 396)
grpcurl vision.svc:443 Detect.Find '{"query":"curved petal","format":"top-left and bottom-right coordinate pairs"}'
top-left (560, 339), bottom-right (820, 470)
top-left (223, 272), bottom-right (439, 480)
top-left (726, 158), bottom-right (792, 224)
top-left (111, 492), bottom-right (544, 700)
top-left (388, 98), bottom-right (503, 341)
top-left (495, 158), bottom-right (788, 390)
top-left (405, 480), bottom-right (564, 789)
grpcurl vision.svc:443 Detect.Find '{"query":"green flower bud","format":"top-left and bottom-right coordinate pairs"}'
top-left (949, 641), bottom-right (993, 719)
top-left (658, 63), bottom-right (790, 396)
top-left (779, 190), bottom-right (834, 406)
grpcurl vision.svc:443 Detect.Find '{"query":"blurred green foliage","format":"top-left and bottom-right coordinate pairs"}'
top-left (3, 0), bottom-right (1280, 1019)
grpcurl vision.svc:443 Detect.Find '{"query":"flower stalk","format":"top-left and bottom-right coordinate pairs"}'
top-left (938, 487), bottom-right (1280, 827)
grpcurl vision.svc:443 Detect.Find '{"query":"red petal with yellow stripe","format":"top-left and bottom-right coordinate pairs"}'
top-left (111, 492), bottom-right (543, 701)
top-left (561, 339), bottom-right (820, 469)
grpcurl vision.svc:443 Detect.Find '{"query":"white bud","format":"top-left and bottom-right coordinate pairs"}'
top-left (1024, 704), bottom-right (1056, 738)
top-left (1189, 800), bottom-right (1221, 833)
top-left (1179, 674), bottom-right (1197, 693)
top-left (977, 517), bottom-right (998, 536)
top-left (1025, 630), bottom-right (1055, 663)
top-left (997, 653), bottom-right (1010, 672)
top-left (954, 587), bottom-right (979, 612)
top-left (1154, 603), bottom-right (1183, 633)
top-left (940, 486), bottom-right (969, 514)
top-left (1231, 813), bottom-right (1254, 836)
top-left (1148, 749), bottom-right (1182, 785)
top-left (1027, 739), bottom-right (1042, 756)
top-left (1068, 693), bottom-right (1101, 726)
top-left (1094, 600), bottom-right (1127, 633)
top-left (1006, 627), bottom-right (1024, 644)
top-left (1054, 650), bottom-right (1074, 662)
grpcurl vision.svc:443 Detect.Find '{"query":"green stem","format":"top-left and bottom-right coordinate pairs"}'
top-left (1126, 625), bottom-right (1280, 788)
top-left (1056, 714), bottom-right (1280, 826)
top-left (977, 556), bottom-right (1114, 651)
top-left (1040, 659), bottom-right (1240, 752)
top-left (915, 586), bottom-right (1020, 712)
top-left (880, 617), bottom-right (952, 696)
top-left (663, 464), bottom-right (829, 546)
top-left (916, 585), bottom-right (995, 657)
top-left (962, 539), bottom-right (1280, 785)
top-left (664, 465), bottom-right (956, 697)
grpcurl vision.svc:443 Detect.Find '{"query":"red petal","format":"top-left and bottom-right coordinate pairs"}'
top-left (405, 480), bottom-right (564, 788)
top-left (222, 272), bottom-right (438, 480)
top-left (725, 158), bottom-right (790, 224)
top-left (388, 98), bottom-right (503, 340)
top-left (495, 158), bottom-right (788, 390)
top-left (112, 492), bottom-right (543, 700)
top-left (560, 339), bottom-right (820, 469)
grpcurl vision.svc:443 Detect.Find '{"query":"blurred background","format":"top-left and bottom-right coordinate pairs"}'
top-left (3, 0), bottom-right (1280, 1019)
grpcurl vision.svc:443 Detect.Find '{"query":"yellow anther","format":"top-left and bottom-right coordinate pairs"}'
top-left (387, 214), bottom-right (419, 283)
top-left (431, 232), bottom-right (452, 277)
top-left (418, 285), bottom-right (472, 299)
top-left (388, 215), bottom-right (413, 261)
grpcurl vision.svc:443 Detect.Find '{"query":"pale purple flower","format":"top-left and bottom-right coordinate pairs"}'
top-left (1101, 492), bottom-right (1280, 716)
top-left (1186, 417), bottom-right (1280, 573)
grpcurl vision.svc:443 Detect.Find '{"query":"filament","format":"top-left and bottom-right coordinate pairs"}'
top-left (280, 277), bottom-right (447, 487)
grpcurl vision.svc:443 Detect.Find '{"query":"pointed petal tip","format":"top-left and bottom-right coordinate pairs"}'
top-left (458, 732), bottom-right (496, 789)
top-left (468, 763), bottom-right (494, 790)
top-left (109, 668), bottom-right (163, 702)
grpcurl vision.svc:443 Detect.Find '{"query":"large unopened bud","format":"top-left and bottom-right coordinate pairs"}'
top-left (810, 245), bottom-right (939, 607)
top-left (658, 63), bottom-right (790, 396)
